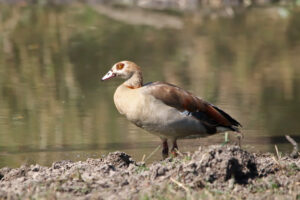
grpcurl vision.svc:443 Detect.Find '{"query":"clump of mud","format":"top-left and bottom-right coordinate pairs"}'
top-left (0, 145), bottom-right (299, 199)
top-left (188, 146), bottom-right (258, 184)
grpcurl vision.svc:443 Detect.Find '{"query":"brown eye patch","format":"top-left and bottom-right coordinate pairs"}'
top-left (116, 63), bottom-right (124, 70)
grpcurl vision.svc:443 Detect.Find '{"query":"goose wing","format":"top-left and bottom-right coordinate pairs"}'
top-left (144, 82), bottom-right (241, 132)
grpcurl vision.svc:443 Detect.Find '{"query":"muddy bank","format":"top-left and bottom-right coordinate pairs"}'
top-left (0, 145), bottom-right (299, 199)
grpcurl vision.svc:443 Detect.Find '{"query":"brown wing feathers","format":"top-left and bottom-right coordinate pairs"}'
top-left (148, 82), bottom-right (241, 130)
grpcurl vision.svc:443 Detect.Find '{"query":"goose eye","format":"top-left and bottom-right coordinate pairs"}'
top-left (116, 63), bottom-right (124, 70)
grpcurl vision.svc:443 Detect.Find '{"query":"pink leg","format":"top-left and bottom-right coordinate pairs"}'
top-left (171, 139), bottom-right (178, 157)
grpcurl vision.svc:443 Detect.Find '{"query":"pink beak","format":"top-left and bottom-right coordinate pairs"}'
top-left (101, 70), bottom-right (116, 81)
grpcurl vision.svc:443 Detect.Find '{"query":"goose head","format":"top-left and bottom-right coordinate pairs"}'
top-left (101, 61), bottom-right (143, 88)
top-left (101, 61), bottom-right (141, 81)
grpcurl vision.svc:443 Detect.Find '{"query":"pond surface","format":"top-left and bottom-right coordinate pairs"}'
top-left (0, 4), bottom-right (300, 168)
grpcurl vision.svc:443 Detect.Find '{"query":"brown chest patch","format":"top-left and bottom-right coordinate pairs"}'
top-left (125, 85), bottom-right (140, 89)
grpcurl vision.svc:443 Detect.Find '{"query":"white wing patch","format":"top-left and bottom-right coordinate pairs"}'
top-left (180, 110), bottom-right (191, 116)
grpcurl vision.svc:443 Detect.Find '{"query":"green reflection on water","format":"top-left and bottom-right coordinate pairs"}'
top-left (0, 4), bottom-right (300, 168)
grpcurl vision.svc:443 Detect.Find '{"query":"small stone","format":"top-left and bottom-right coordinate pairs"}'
top-left (32, 165), bottom-right (40, 172)
top-left (157, 167), bottom-right (166, 176)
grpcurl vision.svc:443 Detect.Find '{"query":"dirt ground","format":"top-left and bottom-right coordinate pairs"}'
top-left (0, 145), bottom-right (299, 200)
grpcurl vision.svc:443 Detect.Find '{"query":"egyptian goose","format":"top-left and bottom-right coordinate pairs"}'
top-left (101, 61), bottom-right (242, 158)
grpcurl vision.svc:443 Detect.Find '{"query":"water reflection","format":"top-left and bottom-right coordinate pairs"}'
top-left (0, 4), bottom-right (299, 168)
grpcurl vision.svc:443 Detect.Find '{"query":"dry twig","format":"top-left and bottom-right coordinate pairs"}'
top-left (285, 135), bottom-right (299, 158)
top-left (144, 144), bottom-right (161, 162)
top-left (170, 177), bottom-right (194, 200)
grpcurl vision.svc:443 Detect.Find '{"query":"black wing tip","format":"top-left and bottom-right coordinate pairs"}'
top-left (212, 105), bottom-right (242, 128)
top-left (232, 121), bottom-right (242, 128)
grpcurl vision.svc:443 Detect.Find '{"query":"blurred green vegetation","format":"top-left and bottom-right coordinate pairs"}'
top-left (0, 3), bottom-right (299, 167)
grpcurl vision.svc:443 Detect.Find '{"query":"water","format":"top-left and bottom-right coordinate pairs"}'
top-left (0, 4), bottom-right (300, 168)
